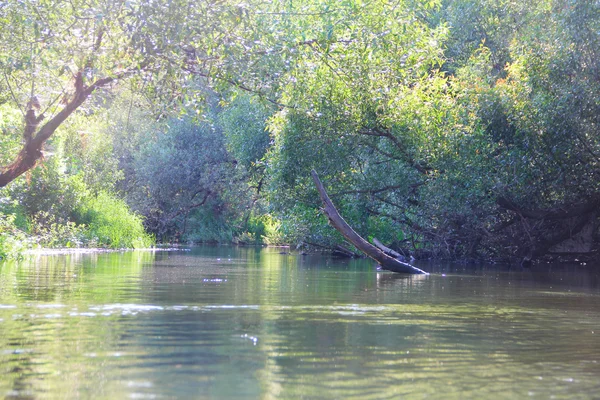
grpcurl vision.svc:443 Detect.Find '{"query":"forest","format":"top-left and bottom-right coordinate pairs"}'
top-left (0, 0), bottom-right (598, 266)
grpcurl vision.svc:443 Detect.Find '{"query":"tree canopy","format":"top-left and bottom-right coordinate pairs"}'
top-left (1, 0), bottom-right (599, 264)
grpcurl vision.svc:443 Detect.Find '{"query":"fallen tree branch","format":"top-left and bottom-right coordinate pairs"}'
top-left (372, 237), bottom-right (408, 262)
top-left (311, 170), bottom-right (427, 274)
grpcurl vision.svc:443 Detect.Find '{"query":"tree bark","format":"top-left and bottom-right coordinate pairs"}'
top-left (311, 170), bottom-right (427, 274)
top-left (0, 71), bottom-right (130, 188)
top-left (372, 237), bottom-right (408, 262)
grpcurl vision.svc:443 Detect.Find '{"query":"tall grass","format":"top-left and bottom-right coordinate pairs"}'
top-left (79, 192), bottom-right (154, 248)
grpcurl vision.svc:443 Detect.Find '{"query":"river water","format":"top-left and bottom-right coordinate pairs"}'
top-left (0, 246), bottom-right (599, 399)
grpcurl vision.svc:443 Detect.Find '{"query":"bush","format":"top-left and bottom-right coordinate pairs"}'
top-left (235, 213), bottom-right (284, 245)
top-left (8, 157), bottom-right (89, 223)
top-left (30, 211), bottom-right (86, 248)
top-left (258, 214), bottom-right (286, 245)
top-left (181, 206), bottom-right (235, 244)
top-left (0, 213), bottom-right (28, 259)
top-left (79, 192), bottom-right (154, 248)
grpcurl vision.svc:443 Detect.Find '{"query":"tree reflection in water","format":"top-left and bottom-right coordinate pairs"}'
top-left (0, 247), bottom-right (599, 399)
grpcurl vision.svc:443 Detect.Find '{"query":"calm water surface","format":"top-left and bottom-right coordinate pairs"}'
top-left (0, 246), bottom-right (599, 399)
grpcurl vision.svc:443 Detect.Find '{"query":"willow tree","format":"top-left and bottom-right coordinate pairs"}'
top-left (0, 0), bottom-right (275, 187)
top-left (261, 0), bottom-right (600, 262)
top-left (476, 0), bottom-right (600, 261)
top-left (258, 0), bottom-right (459, 251)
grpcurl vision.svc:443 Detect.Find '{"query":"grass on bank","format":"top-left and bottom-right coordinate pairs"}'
top-left (0, 191), bottom-right (154, 259)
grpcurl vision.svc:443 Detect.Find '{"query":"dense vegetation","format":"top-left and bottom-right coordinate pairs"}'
top-left (1, 0), bottom-right (598, 264)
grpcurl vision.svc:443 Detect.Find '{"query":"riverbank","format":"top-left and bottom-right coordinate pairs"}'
top-left (14, 243), bottom-right (598, 269)
top-left (22, 246), bottom-right (191, 256)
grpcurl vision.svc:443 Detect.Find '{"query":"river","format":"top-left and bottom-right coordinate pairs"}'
top-left (1, 246), bottom-right (599, 399)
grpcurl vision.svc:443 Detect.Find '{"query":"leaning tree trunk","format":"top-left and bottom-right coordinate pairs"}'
top-left (372, 237), bottom-right (408, 262)
top-left (311, 170), bottom-right (427, 274)
top-left (0, 80), bottom-right (90, 187)
top-left (0, 69), bottom-right (133, 188)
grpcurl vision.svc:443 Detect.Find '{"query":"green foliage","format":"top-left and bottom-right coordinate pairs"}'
top-left (0, 0), bottom-right (598, 261)
top-left (8, 157), bottom-right (89, 223)
top-left (79, 192), bottom-right (153, 249)
top-left (124, 106), bottom-right (249, 242)
top-left (260, 0), bottom-right (456, 254)
top-left (62, 111), bottom-right (124, 194)
top-left (220, 95), bottom-right (273, 172)
top-left (0, 213), bottom-right (27, 259)
top-left (0, 104), bottom-right (22, 166)
top-left (250, 214), bottom-right (285, 246)
top-left (29, 210), bottom-right (86, 248)
top-left (0, 98), bottom-right (155, 251)
top-left (179, 207), bottom-right (235, 244)
top-left (4, 157), bottom-right (153, 249)
top-left (257, 0), bottom-right (600, 260)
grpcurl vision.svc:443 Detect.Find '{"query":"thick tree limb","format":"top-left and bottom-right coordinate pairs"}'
top-left (311, 170), bottom-right (427, 274)
top-left (497, 195), bottom-right (600, 220)
top-left (0, 76), bottom-right (90, 187)
top-left (372, 237), bottom-right (408, 262)
top-left (0, 68), bottom-right (141, 188)
top-left (519, 212), bottom-right (594, 266)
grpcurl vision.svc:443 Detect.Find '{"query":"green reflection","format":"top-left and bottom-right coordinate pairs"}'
top-left (0, 248), bottom-right (599, 399)
top-left (0, 251), bottom-right (154, 398)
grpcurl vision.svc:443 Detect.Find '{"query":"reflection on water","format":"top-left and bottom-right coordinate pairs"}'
top-left (1, 247), bottom-right (599, 399)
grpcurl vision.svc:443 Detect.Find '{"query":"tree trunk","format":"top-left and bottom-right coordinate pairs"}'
top-left (0, 72), bottom-right (124, 188)
top-left (372, 237), bottom-right (408, 262)
top-left (311, 170), bottom-right (427, 274)
top-left (497, 195), bottom-right (600, 264)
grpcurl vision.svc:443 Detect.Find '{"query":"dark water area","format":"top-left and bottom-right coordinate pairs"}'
top-left (1, 246), bottom-right (599, 399)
